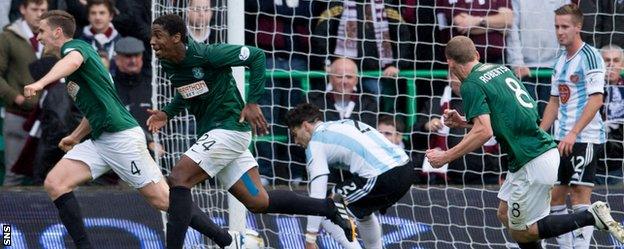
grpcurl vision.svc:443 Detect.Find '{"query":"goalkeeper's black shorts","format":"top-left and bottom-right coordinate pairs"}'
top-left (332, 161), bottom-right (415, 219)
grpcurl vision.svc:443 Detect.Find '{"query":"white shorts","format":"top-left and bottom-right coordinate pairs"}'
top-left (497, 148), bottom-right (559, 230)
top-left (184, 129), bottom-right (257, 189)
top-left (63, 127), bottom-right (162, 189)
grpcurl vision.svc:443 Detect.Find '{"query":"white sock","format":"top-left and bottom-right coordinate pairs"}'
top-left (573, 204), bottom-right (594, 249)
top-left (551, 205), bottom-right (573, 249)
top-left (356, 214), bottom-right (382, 249)
top-left (321, 219), bottom-right (362, 249)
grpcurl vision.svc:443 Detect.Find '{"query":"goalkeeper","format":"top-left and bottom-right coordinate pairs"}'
top-left (426, 36), bottom-right (624, 249)
top-left (285, 103), bottom-right (415, 249)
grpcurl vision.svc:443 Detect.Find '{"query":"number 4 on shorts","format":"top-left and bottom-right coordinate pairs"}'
top-left (131, 161), bottom-right (141, 175)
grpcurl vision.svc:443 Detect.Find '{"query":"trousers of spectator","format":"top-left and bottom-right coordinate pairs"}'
top-left (2, 112), bottom-right (28, 186)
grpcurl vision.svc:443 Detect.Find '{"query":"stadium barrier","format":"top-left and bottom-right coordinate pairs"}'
top-left (2, 186), bottom-right (622, 249)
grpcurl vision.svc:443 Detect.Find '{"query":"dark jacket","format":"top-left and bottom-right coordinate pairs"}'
top-left (311, 1), bottom-right (414, 71)
top-left (580, 0), bottom-right (624, 48)
top-left (0, 20), bottom-right (39, 115)
top-left (113, 68), bottom-right (152, 131)
top-left (307, 89), bottom-right (378, 127)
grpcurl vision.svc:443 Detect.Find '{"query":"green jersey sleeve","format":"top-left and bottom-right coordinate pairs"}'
top-left (201, 44), bottom-right (266, 104)
top-left (61, 41), bottom-right (89, 63)
top-left (163, 92), bottom-right (186, 119)
top-left (461, 80), bottom-right (490, 121)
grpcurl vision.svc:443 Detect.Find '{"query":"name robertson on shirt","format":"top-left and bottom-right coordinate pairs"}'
top-left (478, 66), bottom-right (511, 84)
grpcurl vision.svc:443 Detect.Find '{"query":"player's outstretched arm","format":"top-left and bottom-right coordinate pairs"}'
top-left (426, 114), bottom-right (493, 167)
top-left (146, 109), bottom-right (168, 132)
top-left (24, 51), bottom-right (84, 98)
top-left (59, 117), bottom-right (91, 152)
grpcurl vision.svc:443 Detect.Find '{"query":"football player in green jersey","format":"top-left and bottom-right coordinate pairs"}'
top-left (146, 14), bottom-right (355, 249)
top-left (425, 36), bottom-right (624, 249)
top-left (24, 10), bottom-right (233, 249)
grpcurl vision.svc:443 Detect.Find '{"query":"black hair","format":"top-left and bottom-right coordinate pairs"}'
top-left (285, 103), bottom-right (323, 128)
top-left (153, 14), bottom-right (188, 43)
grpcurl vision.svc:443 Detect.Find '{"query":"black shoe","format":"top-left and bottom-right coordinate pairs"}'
top-left (328, 195), bottom-right (357, 242)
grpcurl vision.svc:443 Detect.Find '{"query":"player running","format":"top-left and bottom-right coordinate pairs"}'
top-left (286, 103), bottom-right (415, 249)
top-left (23, 10), bottom-right (234, 249)
top-left (425, 35), bottom-right (624, 249)
top-left (146, 14), bottom-right (356, 249)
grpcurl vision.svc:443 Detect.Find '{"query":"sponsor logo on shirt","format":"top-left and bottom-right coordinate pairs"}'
top-left (570, 74), bottom-right (579, 83)
top-left (559, 84), bottom-right (570, 104)
top-left (177, 80), bottom-right (209, 99)
top-left (67, 81), bottom-right (80, 100)
top-left (192, 67), bottom-right (204, 79)
top-left (239, 46), bottom-right (250, 61)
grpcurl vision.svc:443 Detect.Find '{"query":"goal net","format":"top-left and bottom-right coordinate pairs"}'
top-left (151, 0), bottom-right (624, 248)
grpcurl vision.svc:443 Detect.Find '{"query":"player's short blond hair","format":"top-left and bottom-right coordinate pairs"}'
top-left (555, 3), bottom-right (583, 26)
top-left (445, 36), bottom-right (477, 64)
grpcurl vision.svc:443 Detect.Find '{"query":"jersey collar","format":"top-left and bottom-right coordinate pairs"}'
top-left (470, 62), bottom-right (483, 73)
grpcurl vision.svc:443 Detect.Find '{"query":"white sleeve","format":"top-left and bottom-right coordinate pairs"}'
top-left (583, 49), bottom-right (606, 95)
top-left (306, 142), bottom-right (330, 180)
top-left (550, 75), bottom-right (559, 96)
top-left (306, 174), bottom-right (329, 233)
top-left (586, 70), bottom-right (605, 95)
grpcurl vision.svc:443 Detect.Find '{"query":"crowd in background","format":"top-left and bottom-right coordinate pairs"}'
top-left (0, 0), bottom-right (623, 187)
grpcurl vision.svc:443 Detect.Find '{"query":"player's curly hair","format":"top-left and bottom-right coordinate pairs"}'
top-left (285, 103), bottom-right (323, 129)
top-left (153, 14), bottom-right (188, 44)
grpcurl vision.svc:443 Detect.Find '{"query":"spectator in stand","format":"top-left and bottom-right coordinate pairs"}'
top-left (413, 78), bottom-right (504, 184)
top-left (312, 0), bottom-right (414, 112)
top-left (1, 0), bottom-right (10, 28)
top-left (400, 0), bottom-right (448, 107)
top-left (308, 58), bottom-right (378, 127)
top-left (598, 44), bottom-right (624, 185)
top-left (506, 0), bottom-right (569, 116)
top-left (112, 36), bottom-right (164, 157)
top-left (78, 0), bottom-right (119, 71)
top-left (63, 0), bottom-right (89, 37)
top-left (436, 0), bottom-right (513, 63)
top-left (112, 0), bottom-right (151, 67)
top-left (0, 0), bottom-right (46, 186)
top-left (377, 114), bottom-right (405, 149)
top-left (28, 54), bottom-right (81, 185)
top-left (245, 0), bottom-right (312, 186)
top-left (580, 0), bottom-right (624, 48)
top-left (186, 0), bottom-right (213, 43)
top-left (306, 58), bottom-right (379, 188)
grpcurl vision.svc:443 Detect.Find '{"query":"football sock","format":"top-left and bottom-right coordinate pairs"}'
top-left (537, 211), bottom-right (595, 239)
top-left (572, 204), bottom-right (594, 249)
top-left (265, 190), bottom-right (334, 217)
top-left (167, 186), bottom-right (193, 249)
top-left (357, 213), bottom-right (382, 249)
top-left (189, 203), bottom-right (231, 247)
top-left (53, 192), bottom-right (92, 249)
top-left (551, 205), bottom-right (573, 249)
